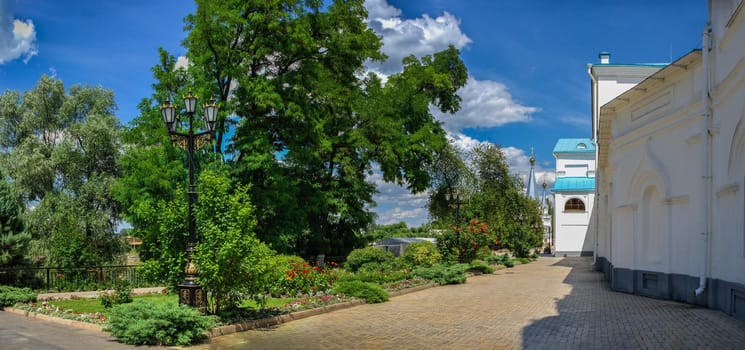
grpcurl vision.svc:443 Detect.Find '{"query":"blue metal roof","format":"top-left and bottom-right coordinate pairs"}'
top-left (553, 177), bottom-right (596, 192)
top-left (553, 138), bottom-right (596, 154)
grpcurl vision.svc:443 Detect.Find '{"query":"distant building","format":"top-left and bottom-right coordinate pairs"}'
top-left (372, 237), bottom-right (436, 257)
top-left (593, 1), bottom-right (745, 320)
top-left (552, 138), bottom-right (596, 256)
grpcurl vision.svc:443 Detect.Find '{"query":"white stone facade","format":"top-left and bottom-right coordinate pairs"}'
top-left (594, 1), bottom-right (745, 320)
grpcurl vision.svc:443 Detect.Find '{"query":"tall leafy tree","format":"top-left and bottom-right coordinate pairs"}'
top-left (468, 144), bottom-right (543, 257)
top-left (174, 0), bottom-right (467, 257)
top-left (0, 76), bottom-right (124, 267)
top-left (0, 171), bottom-right (30, 267)
top-left (428, 143), bottom-right (542, 257)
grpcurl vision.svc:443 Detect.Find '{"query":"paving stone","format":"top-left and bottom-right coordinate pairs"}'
top-left (194, 257), bottom-right (745, 350)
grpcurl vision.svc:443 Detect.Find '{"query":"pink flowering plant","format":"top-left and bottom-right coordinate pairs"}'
top-left (283, 293), bottom-right (346, 311)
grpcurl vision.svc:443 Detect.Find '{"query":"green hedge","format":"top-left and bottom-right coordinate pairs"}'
top-left (0, 285), bottom-right (37, 307)
top-left (345, 247), bottom-right (395, 272)
top-left (332, 280), bottom-right (389, 303)
top-left (104, 300), bottom-right (215, 346)
top-left (413, 264), bottom-right (469, 285)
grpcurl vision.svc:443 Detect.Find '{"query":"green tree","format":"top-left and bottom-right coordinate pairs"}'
top-left (467, 144), bottom-right (542, 257)
top-left (176, 0), bottom-right (467, 258)
top-left (113, 51), bottom-right (192, 266)
top-left (193, 169), bottom-right (274, 314)
top-left (0, 172), bottom-right (30, 267)
top-left (0, 76), bottom-right (124, 267)
top-left (427, 142), bottom-right (469, 225)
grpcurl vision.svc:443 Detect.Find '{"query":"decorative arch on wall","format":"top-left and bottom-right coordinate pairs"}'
top-left (727, 96), bottom-right (745, 178)
top-left (629, 137), bottom-right (671, 201)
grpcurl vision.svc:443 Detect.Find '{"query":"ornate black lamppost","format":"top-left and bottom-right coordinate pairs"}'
top-left (161, 91), bottom-right (218, 308)
top-left (446, 190), bottom-right (465, 262)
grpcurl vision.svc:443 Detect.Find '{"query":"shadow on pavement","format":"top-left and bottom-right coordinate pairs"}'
top-left (521, 257), bottom-right (745, 350)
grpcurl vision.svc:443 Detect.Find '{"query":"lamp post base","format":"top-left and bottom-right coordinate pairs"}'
top-left (178, 281), bottom-right (207, 311)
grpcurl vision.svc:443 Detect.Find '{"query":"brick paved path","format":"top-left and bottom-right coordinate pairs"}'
top-left (197, 257), bottom-right (745, 350)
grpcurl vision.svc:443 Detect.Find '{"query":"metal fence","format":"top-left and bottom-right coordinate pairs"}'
top-left (0, 265), bottom-right (153, 292)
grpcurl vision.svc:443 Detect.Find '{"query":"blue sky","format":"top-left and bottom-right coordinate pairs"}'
top-left (1, 0), bottom-right (706, 226)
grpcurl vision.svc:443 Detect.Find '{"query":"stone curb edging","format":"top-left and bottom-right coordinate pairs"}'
top-left (207, 299), bottom-right (366, 337)
top-left (1, 283), bottom-right (444, 340)
top-left (3, 307), bottom-right (104, 332)
top-left (207, 283), bottom-right (438, 338)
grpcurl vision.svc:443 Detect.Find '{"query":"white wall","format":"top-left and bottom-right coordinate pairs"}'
top-left (554, 192), bottom-right (595, 254)
top-left (556, 157), bottom-right (596, 177)
top-left (596, 1), bottom-right (745, 288)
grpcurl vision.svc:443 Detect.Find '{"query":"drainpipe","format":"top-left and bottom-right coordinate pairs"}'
top-left (587, 65), bottom-right (600, 266)
top-left (695, 20), bottom-right (713, 297)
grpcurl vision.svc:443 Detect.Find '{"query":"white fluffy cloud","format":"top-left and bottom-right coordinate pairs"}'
top-left (0, 12), bottom-right (38, 64)
top-left (368, 169), bottom-right (431, 226)
top-left (174, 55), bottom-right (190, 70)
top-left (434, 76), bottom-right (538, 133)
top-left (364, 0), bottom-right (471, 75)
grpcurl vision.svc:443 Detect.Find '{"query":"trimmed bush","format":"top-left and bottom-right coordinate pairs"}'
top-left (413, 264), bottom-right (469, 285)
top-left (332, 280), bottom-right (389, 303)
top-left (468, 260), bottom-right (494, 274)
top-left (354, 266), bottom-right (410, 284)
top-left (401, 241), bottom-right (441, 268)
top-left (345, 247), bottom-right (395, 272)
top-left (504, 259), bottom-right (515, 268)
top-left (105, 300), bottom-right (215, 346)
top-left (0, 285), bottom-right (36, 307)
top-left (485, 253), bottom-right (511, 266)
top-left (100, 279), bottom-right (133, 308)
top-left (517, 257), bottom-right (530, 264)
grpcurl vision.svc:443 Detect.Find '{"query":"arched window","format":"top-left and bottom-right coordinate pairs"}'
top-left (564, 198), bottom-right (585, 212)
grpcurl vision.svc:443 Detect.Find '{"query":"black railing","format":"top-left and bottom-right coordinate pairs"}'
top-left (0, 265), bottom-right (156, 292)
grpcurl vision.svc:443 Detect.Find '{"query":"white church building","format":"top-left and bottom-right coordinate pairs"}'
top-left (592, 1), bottom-right (745, 321)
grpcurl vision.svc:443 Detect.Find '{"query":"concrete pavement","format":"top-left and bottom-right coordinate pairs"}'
top-left (193, 257), bottom-right (745, 350)
top-left (0, 309), bottom-right (143, 350)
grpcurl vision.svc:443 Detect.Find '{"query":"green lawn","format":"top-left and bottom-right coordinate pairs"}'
top-left (49, 293), bottom-right (297, 316)
top-left (49, 293), bottom-right (175, 314)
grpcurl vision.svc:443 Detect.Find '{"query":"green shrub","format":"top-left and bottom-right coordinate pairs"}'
top-left (468, 260), bottom-right (494, 274)
top-left (100, 279), bottom-right (133, 308)
top-left (437, 219), bottom-right (496, 263)
top-left (413, 264), bottom-right (469, 285)
top-left (0, 285), bottom-right (37, 307)
top-left (345, 247), bottom-right (395, 272)
top-left (529, 253), bottom-right (539, 261)
top-left (504, 259), bottom-right (515, 268)
top-left (401, 241), bottom-right (441, 268)
top-left (332, 280), bottom-right (389, 303)
top-left (105, 300), bottom-right (215, 346)
top-left (517, 257), bottom-right (530, 264)
top-left (354, 265), bottom-right (410, 284)
top-left (484, 253), bottom-right (510, 266)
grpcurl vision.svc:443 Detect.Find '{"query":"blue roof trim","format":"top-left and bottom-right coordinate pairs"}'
top-left (553, 177), bottom-right (595, 192)
top-left (591, 62), bottom-right (669, 68)
top-left (552, 138), bottom-right (596, 154)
